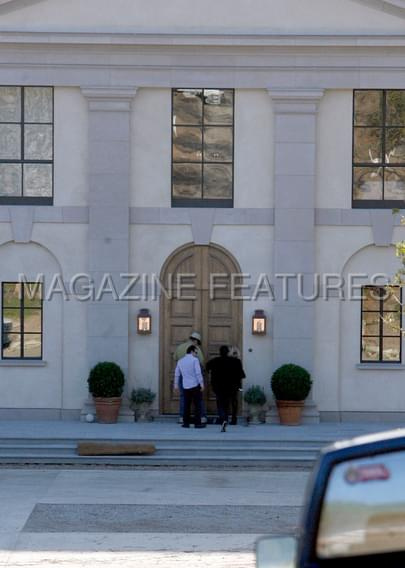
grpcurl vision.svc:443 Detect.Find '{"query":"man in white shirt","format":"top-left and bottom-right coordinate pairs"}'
top-left (174, 345), bottom-right (205, 428)
top-left (173, 331), bottom-right (207, 425)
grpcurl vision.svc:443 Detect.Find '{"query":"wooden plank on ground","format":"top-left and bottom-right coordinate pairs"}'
top-left (77, 441), bottom-right (156, 456)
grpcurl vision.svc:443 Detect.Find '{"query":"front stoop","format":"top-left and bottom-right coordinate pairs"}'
top-left (80, 397), bottom-right (135, 423)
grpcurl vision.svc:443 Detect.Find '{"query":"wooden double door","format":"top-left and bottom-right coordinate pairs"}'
top-left (160, 244), bottom-right (243, 414)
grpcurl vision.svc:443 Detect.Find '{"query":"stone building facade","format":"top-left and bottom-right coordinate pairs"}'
top-left (0, 0), bottom-right (405, 421)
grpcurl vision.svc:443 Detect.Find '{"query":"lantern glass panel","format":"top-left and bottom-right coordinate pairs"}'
top-left (138, 316), bottom-right (151, 333)
top-left (253, 316), bottom-right (266, 334)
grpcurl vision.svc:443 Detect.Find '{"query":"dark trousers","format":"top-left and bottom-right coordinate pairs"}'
top-left (216, 391), bottom-right (231, 423)
top-left (183, 386), bottom-right (202, 427)
top-left (230, 389), bottom-right (239, 422)
top-left (179, 376), bottom-right (206, 418)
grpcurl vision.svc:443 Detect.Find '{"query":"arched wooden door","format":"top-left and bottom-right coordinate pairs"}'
top-left (160, 244), bottom-right (243, 414)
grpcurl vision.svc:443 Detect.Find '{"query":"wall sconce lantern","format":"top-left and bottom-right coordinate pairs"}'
top-left (137, 309), bottom-right (152, 335)
top-left (252, 310), bottom-right (267, 335)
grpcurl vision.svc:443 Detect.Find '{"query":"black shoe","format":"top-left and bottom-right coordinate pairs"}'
top-left (221, 421), bottom-right (227, 432)
top-left (182, 424), bottom-right (190, 428)
top-left (195, 424), bottom-right (206, 429)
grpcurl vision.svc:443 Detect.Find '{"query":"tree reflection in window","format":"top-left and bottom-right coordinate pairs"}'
top-left (1, 282), bottom-right (43, 359)
top-left (361, 286), bottom-right (401, 362)
top-left (353, 90), bottom-right (405, 207)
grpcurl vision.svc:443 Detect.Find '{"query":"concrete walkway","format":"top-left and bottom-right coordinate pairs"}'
top-left (0, 419), bottom-right (403, 443)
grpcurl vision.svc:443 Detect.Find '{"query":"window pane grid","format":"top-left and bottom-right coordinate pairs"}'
top-left (361, 286), bottom-right (402, 362)
top-left (353, 90), bottom-right (405, 206)
top-left (172, 88), bottom-right (234, 205)
top-left (1, 282), bottom-right (43, 360)
top-left (0, 86), bottom-right (53, 204)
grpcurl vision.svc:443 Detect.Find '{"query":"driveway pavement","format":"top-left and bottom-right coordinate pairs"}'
top-left (0, 467), bottom-right (308, 567)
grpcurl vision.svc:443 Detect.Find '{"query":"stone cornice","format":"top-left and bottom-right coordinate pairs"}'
top-left (1, 30), bottom-right (405, 48)
top-left (2, 32), bottom-right (405, 90)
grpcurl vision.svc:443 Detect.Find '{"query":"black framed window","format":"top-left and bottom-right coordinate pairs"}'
top-left (0, 86), bottom-right (53, 205)
top-left (353, 90), bottom-right (405, 208)
top-left (1, 282), bottom-right (43, 359)
top-left (361, 286), bottom-right (402, 362)
top-left (172, 88), bottom-right (234, 207)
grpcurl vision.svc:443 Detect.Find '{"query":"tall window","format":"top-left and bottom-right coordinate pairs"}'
top-left (361, 286), bottom-right (402, 363)
top-left (1, 282), bottom-right (43, 359)
top-left (353, 90), bottom-right (405, 208)
top-left (172, 88), bottom-right (234, 207)
top-left (0, 86), bottom-right (53, 205)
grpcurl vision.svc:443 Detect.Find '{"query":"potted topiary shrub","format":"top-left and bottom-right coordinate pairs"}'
top-left (87, 361), bottom-right (125, 423)
top-left (271, 363), bottom-right (312, 425)
top-left (243, 385), bottom-right (267, 424)
top-left (131, 388), bottom-right (156, 422)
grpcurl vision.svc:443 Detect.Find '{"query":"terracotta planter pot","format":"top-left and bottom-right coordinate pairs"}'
top-left (93, 397), bottom-right (122, 423)
top-left (276, 400), bottom-right (304, 426)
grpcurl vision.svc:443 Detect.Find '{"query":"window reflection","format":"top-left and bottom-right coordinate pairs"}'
top-left (172, 164), bottom-right (202, 198)
top-left (353, 167), bottom-right (383, 200)
top-left (0, 86), bottom-right (53, 202)
top-left (385, 167), bottom-right (405, 200)
top-left (361, 286), bottom-right (401, 363)
top-left (1, 282), bottom-right (43, 359)
top-left (172, 88), bottom-right (234, 205)
top-left (353, 90), bottom-right (405, 206)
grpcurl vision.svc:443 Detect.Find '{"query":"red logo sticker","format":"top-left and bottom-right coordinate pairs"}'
top-left (344, 464), bottom-right (390, 484)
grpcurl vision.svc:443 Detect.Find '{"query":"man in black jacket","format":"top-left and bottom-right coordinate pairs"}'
top-left (228, 345), bottom-right (246, 425)
top-left (206, 345), bottom-right (245, 432)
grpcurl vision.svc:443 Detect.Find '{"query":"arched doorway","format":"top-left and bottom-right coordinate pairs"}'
top-left (159, 243), bottom-right (243, 414)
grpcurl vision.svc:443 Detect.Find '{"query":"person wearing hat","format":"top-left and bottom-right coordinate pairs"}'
top-left (174, 332), bottom-right (204, 365)
top-left (174, 331), bottom-right (206, 424)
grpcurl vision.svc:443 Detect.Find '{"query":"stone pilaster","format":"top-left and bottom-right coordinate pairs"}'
top-left (80, 87), bottom-right (137, 421)
top-left (268, 89), bottom-right (323, 423)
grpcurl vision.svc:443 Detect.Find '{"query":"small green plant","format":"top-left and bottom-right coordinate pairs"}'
top-left (131, 387), bottom-right (156, 405)
top-left (243, 385), bottom-right (267, 406)
top-left (271, 363), bottom-right (312, 401)
top-left (87, 362), bottom-right (125, 398)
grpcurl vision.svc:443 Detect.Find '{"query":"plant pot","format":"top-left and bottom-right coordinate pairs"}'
top-left (135, 402), bottom-right (151, 422)
top-left (276, 400), bottom-right (304, 426)
top-left (93, 397), bottom-right (122, 423)
top-left (248, 404), bottom-right (263, 424)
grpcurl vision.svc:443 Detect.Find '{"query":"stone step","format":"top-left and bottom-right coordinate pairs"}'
top-left (0, 445), bottom-right (320, 456)
top-left (0, 431), bottom-right (332, 466)
top-left (0, 437), bottom-right (331, 448)
top-left (0, 454), bottom-right (316, 466)
top-left (0, 442), bottom-right (324, 455)
top-left (0, 438), bottom-right (321, 466)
